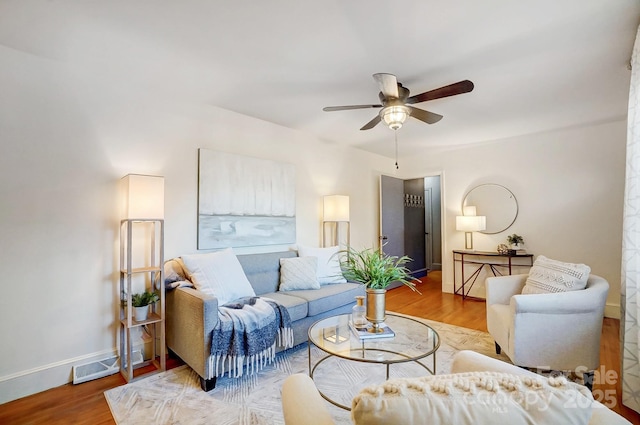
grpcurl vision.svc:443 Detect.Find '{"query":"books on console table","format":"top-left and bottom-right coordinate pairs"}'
top-left (349, 321), bottom-right (396, 340)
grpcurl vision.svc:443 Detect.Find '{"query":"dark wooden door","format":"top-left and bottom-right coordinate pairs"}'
top-left (379, 175), bottom-right (405, 258)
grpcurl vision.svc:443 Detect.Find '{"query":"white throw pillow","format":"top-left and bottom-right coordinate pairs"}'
top-left (351, 372), bottom-right (593, 425)
top-left (279, 257), bottom-right (320, 291)
top-left (181, 248), bottom-right (255, 306)
top-left (297, 245), bottom-right (346, 285)
top-left (522, 255), bottom-right (591, 295)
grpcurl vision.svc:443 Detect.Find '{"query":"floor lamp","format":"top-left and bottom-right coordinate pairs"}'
top-left (119, 174), bottom-right (166, 381)
top-left (322, 195), bottom-right (350, 248)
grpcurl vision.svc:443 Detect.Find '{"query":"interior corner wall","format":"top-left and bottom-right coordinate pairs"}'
top-left (0, 46), bottom-right (398, 403)
top-left (399, 120), bottom-right (626, 319)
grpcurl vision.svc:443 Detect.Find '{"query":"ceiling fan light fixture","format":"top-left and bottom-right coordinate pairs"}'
top-left (380, 105), bottom-right (409, 130)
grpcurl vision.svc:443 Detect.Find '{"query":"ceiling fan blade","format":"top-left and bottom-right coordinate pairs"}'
top-left (373, 73), bottom-right (399, 98)
top-left (360, 115), bottom-right (381, 130)
top-left (406, 80), bottom-right (474, 104)
top-left (323, 104), bottom-right (381, 112)
top-left (407, 106), bottom-right (443, 124)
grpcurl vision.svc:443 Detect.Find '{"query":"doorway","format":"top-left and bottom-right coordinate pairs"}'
top-left (379, 175), bottom-right (443, 280)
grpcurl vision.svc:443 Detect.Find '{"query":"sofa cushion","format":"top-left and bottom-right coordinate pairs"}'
top-left (279, 257), bottom-right (321, 291)
top-left (260, 292), bottom-right (309, 322)
top-left (237, 251), bottom-right (298, 295)
top-left (181, 248), bottom-right (256, 306)
top-left (351, 372), bottom-right (593, 425)
top-left (286, 282), bottom-right (363, 316)
top-left (297, 245), bottom-right (347, 285)
top-left (522, 255), bottom-right (590, 295)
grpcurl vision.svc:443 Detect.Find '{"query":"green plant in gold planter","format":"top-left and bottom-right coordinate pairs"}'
top-left (340, 247), bottom-right (419, 333)
top-left (339, 246), bottom-right (419, 291)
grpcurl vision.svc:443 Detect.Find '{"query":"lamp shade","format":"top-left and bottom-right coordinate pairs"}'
top-left (456, 215), bottom-right (486, 232)
top-left (463, 205), bottom-right (477, 216)
top-left (323, 195), bottom-right (349, 222)
top-left (121, 174), bottom-right (165, 219)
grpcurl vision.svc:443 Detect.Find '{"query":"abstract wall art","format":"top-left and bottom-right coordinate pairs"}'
top-left (197, 149), bottom-right (296, 249)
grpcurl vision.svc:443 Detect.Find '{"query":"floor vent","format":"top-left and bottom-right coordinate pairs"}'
top-left (72, 351), bottom-right (142, 384)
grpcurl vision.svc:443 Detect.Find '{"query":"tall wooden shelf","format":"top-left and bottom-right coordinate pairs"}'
top-left (119, 218), bottom-right (166, 382)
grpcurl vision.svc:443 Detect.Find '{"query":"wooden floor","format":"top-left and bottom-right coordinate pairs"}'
top-left (1, 270), bottom-right (638, 424)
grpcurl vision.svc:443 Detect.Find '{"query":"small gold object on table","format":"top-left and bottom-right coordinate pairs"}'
top-left (365, 288), bottom-right (387, 333)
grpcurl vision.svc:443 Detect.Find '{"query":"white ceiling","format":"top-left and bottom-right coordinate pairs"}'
top-left (1, 1), bottom-right (638, 158)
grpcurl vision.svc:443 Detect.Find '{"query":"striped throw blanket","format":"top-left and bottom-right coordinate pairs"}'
top-left (210, 297), bottom-right (293, 378)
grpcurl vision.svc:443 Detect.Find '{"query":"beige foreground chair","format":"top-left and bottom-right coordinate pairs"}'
top-left (486, 273), bottom-right (609, 387)
top-left (281, 350), bottom-right (630, 425)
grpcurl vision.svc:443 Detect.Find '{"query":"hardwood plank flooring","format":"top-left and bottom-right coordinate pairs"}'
top-left (1, 270), bottom-right (638, 424)
top-left (386, 271), bottom-right (489, 332)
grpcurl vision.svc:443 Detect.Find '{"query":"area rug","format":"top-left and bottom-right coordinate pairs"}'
top-left (104, 315), bottom-right (509, 424)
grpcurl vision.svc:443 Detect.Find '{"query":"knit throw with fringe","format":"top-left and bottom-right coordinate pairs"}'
top-left (209, 297), bottom-right (293, 379)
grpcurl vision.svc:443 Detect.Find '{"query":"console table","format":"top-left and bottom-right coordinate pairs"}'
top-left (453, 250), bottom-right (534, 299)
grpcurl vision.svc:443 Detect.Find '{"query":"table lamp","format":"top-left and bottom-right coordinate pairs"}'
top-left (456, 206), bottom-right (486, 250)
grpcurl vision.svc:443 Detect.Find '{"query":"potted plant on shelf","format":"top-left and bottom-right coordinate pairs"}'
top-left (130, 290), bottom-right (160, 322)
top-left (506, 234), bottom-right (524, 253)
top-left (339, 246), bottom-right (419, 333)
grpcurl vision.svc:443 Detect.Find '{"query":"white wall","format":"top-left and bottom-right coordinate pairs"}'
top-left (0, 45), bottom-right (398, 403)
top-left (399, 120), bottom-right (626, 318)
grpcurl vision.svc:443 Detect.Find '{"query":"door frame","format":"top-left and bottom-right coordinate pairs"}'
top-left (379, 170), bottom-right (447, 290)
top-left (424, 186), bottom-right (434, 270)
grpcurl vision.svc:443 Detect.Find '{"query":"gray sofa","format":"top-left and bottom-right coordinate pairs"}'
top-left (165, 250), bottom-right (365, 391)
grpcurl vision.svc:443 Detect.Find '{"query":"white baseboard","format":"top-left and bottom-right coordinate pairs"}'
top-left (442, 281), bottom-right (454, 294)
top-left (0, 348), bottom-right (117, 405)
top-left (604, 303), bottom-right (621, 319)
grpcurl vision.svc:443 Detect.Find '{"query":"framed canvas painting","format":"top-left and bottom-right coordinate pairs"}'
top-left (197, 149), bottom-right (296, 249)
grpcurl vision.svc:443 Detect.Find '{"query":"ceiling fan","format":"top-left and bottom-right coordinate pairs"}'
top-left (323, 73), bottom-right (474, 131)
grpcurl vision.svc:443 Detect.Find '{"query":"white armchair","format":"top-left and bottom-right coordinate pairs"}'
top-left (486, 273), bottom-right (609, 386)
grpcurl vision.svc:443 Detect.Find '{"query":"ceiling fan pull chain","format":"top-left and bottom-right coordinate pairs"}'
top-left (395, 130), bottom-right (399, 169)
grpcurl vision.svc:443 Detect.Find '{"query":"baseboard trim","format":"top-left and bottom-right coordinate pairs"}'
top-left (442, 281), bottom-right (454, 294)
top-left (604, 303), bottom-right (621, 319)
top-left (0, 348), bottom-right (117, 404)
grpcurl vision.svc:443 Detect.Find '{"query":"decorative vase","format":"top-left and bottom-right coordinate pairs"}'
top-left (365, 288), bottom-right (387, 333)
top-left (352, 295), bottom-right (366, 326)
top-left (134, 305), bottom-right (149, 321)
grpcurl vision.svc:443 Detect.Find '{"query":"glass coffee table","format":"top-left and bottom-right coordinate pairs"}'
top-left (307, 313), bottom-right (440, 410)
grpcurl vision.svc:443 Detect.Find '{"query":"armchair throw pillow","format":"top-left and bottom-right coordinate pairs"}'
top-left (522, 255), bottom-right (590, 295)
top-left (279, 257), bottom-right (320, 291)
top-left (181, 248), bottom-right (256, 306)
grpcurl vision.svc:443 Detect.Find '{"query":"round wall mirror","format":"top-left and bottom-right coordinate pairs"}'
top-left (462, 184), bottom-right (518, 234)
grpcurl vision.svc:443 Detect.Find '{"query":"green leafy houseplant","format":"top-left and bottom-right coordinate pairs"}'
top-left (339, 246), bottom-right (419, 292)
top-left (507, 234), bottom-right (524, 245)
top-left (131, 290), bottom-right (160, 307)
